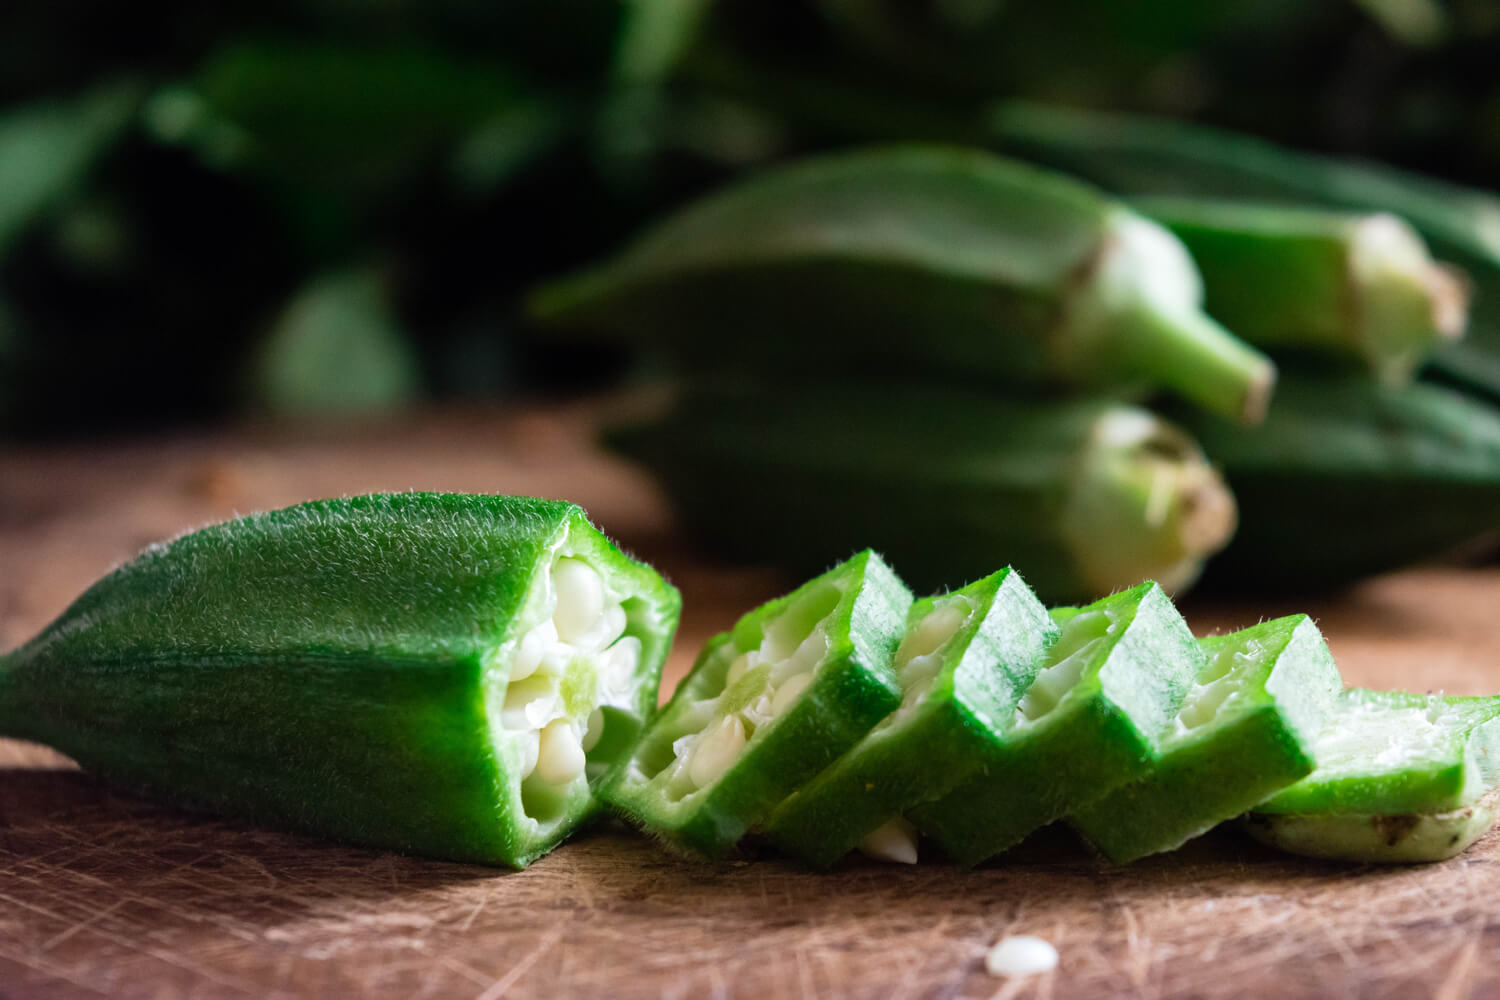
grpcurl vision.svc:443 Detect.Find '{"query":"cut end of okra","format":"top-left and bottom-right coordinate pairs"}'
top-left (1059, 409), bottom-right (1237, 598)
top-left (1248, 690), bottom-right (1500, 863)
top-left (602, 551), bottom-right (911, 856)
top-left (1070, 614), bottom-right (1340, 864)
top-left (1350, 213), bottom-right (1471, 381)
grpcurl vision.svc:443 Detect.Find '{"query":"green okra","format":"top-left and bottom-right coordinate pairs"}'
top-left (532, 146), bottom-right (1274, 423)
top-left (1135, 197), bottom-right (1468, 382)
top-left (988, 100), bottom-right (1500, 401)
top-left (909, 582), bottom-right (1203, 866)
top-left (1245, 690), bottom-right (1500, 863)
top-left (1070, 615), bottom-right (1341, 864)
top-left (762, 568), bottom-right (1058, 869)
top-left (601, 550), bottom-right (912, 857)
top-left (0, 493), bottom-right (680, 869)
top-left (609, 379), bottom-right (1237, 604)
top-left (1172, 371), bottom-right (1500, 592)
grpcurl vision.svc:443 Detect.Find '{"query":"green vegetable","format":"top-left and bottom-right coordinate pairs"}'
top-left (1070, 614), bottom-right (1340, 864)
top-left (988, 100), bottom-right (1500, 400)
top-left (1172, 371), bottom-right (1500, 591)
top-left (601, 550), bottom-right (912, 856)
top-left (0, 493), bottom-right (680, 869)
top-left (910, 582), bottom-right (1202, 866)
top-left (609, 379), bottom-right (1237, 603)
top-left (1246, 690), bottom-right (1500, 862)
top-left (533, 146), bottom-right (1274, 423)
top-left (1136, 197), bottom-right (1468, 382)
top-left (762, 568), bottom-right (1057, 868)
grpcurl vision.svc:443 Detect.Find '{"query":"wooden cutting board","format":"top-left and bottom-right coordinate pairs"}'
top-left (3, 402), bottom-right (1498, 1000)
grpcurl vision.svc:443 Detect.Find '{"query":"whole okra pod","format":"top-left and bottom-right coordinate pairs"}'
top-left (0, 493), bottom-right (681, 868)
top-left (609, 379), bottom-right (1237, 604)
top-left (532, 146), bottom-right (1275, 423)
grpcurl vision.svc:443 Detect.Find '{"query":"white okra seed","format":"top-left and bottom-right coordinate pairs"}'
top-left (857, 816), bottom-right (919, 864)
top-left (552, 557), bottom-right (605, 642)
top-left (503, 676), bottom-right (561, 730)
top-left (688, 715), bottom-right (747, 788)
top-left (536, 719), bottom-right (587, 785)
top-left (582, 707), bottom-right (605, 752)
top-left (985, 936), bottom-right (1058, 977)
top-left (770, 672), bottom-right (813, 716)
top-left (509, 620), bottom-right (554, 683)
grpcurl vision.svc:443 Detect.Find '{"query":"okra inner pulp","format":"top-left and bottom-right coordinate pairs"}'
top-left (1174, 638), bottom-right (1262, 732)
top-left (486, 553), bottom-right (644, 824)
top-left (644, 579), bottom-right (846, 801)
top-left (1015, 607), bottom-right (1121, 724)
top-left (1313, 697), bottom-right (1480, 776)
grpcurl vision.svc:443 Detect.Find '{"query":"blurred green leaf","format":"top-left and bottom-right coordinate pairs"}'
top-left (250, 266), bottom-right (422, 416)
top-left (0, 81), bottom-right (138, 258)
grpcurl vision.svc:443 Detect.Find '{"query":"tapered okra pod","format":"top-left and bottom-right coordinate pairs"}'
top-left (601, 551), bottom-right (912, 857)
top-left (762, 568), bottom-right (1057, 868)
top-left (609, 380), bottom-right (1237, 604)
top-left (0, 493), bottom-right (680, 868)
top-left (532, 146), bottom-right (1274, 423)
top-left (1171, 372), bottom-right (1500, 591)
top-left (989, 101), bottom-right (1500, 399)
top-left (1070, 615), bottom-right (1340, 864)
top-left (1246, 690), bottom-right (1500, 863)
top-left (1135, 197), bottom-right (1468, 382)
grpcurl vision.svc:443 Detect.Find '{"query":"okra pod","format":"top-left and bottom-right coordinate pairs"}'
top-left (1135, 197), bottom-right (1468, 382)
top-left (1171, 371), bottom-right (1500, 591)
top-left (1070, 615), bottom-right (1340, 864)
top-left (0, 493), bottom-right (680, 868)
top-left (609, 379), bottom-right (1237, 604)
top-left (1245, 690), bottom-right (1500, 863)
top-left (601, 551), bottom-right (912, 857)
top-left (762, 568), bottom-right (1057, 868)
top-left (909, 582), bottom-right (1203, 866)
top-left (988, 100), bottom-right (1500, 400)
top-left (532, 146), bottom-right (1274, 423)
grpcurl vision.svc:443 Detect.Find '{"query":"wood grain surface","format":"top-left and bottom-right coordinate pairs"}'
top-left (3, 402), bottom-right (1499, 1000)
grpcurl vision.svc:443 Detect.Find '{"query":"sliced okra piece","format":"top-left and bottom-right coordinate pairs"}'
top-left (909, 582), bottom-right (1202, 867)
top-left (762, 568), bottom-right (1058, 868)
top-left (0, 493), bottom-right (680, 869)
top-left (601, 550), bottom-right (912, 857)
top-left (1245, 690), bottom-right (1500, 863)
top-left (1070, 615), bottom-right (1341, 864)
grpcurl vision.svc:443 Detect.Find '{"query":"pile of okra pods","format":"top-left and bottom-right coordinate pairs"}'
top-left (1, 493), bottom-right (1494, 871)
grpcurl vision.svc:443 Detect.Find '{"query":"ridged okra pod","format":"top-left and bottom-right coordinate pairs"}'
top-left (988, 100), bottom-right (1500, 400)
top-left (600, 551), bottom-right (912, 857)
top-left (1135, 197), bottom-right (1468, 382)
top-left (609, 380), bottom-right (1237, 604)
top-left (1070, 615), bottom-right (1340, 864)
top-left (910, 582), bottom-right (1203, 866)
top-left (762, 568), bottom-right (1057, 868)
top-left (1171, 372), bottom-right (1500, 591)
top-left (1246, 690), bottom-right (1500, 863)
top-left (0, 493), bottom-right (681, 869)
top-left (532, 146), bottom-right (1274, 423)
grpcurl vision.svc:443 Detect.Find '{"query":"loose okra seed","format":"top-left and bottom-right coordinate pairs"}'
top-left (857, 816), bottom-right (920, 865)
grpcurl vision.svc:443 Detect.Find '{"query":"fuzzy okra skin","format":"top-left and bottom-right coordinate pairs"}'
top-left (762, 568), bottom-right (1058, 869)
top-left (601, 550), bottom-right (912, 857)
top-left (910, 582), bottom-right (1203, 867)
top-left (0, 493), bottom-right (681, 869)
top-left (1246, 691), bottom-right (1500, 863)
top-left (1172, 371), bottom-right (1500, 592)
top-left (1070, 615), bottom-right (1340, 864)
top-left (1135, 197), bottom-right (1468, 382)
top-left (609, 380), bottom-right (1237, 605)
top-left (532, 146), bottom-right (1273, 423)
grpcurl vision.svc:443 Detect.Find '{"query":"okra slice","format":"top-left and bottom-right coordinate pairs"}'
top-left (1245, 690), bottom-right (1500, 863)
top-left (532, 146), bottom-right (1274, 423)
top-left (762, 568), bottom-right (1057, 869)
top-left (0, 493), bottom-right (680, 869)
top-left (910, 582), bottom-right (1202, 866)
top-left (1070, 615), bottom-right (1341, 864)
top-left (601, 551), bottom-right (912, 857)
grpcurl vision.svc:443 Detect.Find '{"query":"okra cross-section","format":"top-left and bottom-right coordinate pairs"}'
top-left (1071, 615), bottom-right (1341, 864)
top-left (910, 582), bottom-right (1202, 866)
top-left (762, 568), bottom-right (1057, 868)
top-left (1246, 690), bottom-right (1500, 862)
top-left (0, 493), bottom-right (681, 869)
top-left (601, 551), bottom-right (912, 857)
